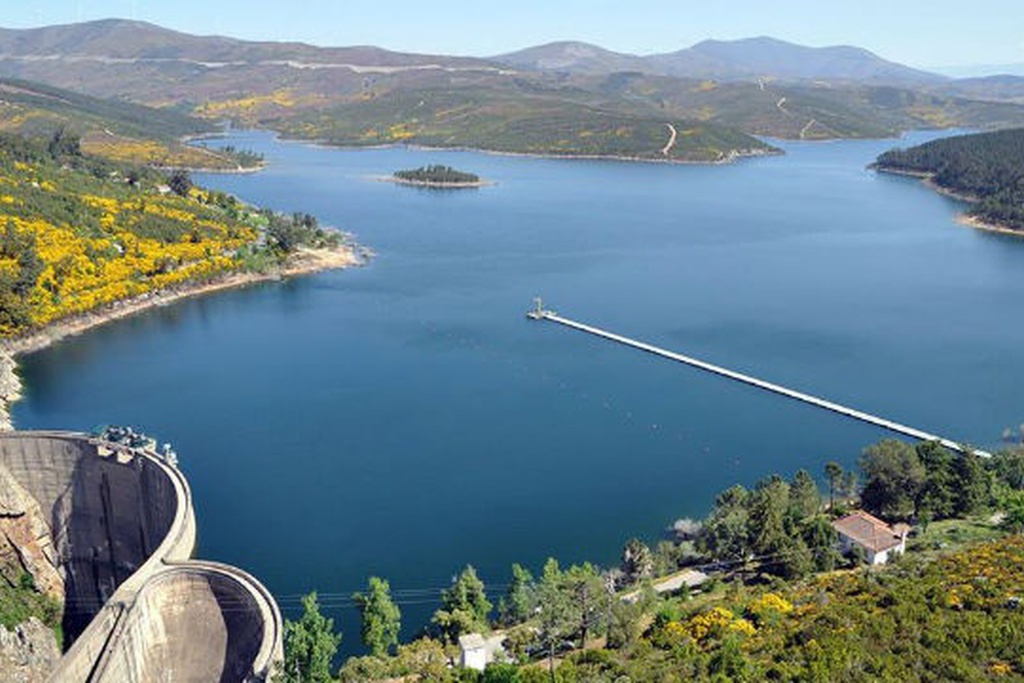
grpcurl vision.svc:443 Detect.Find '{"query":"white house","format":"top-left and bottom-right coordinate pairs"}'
top-left (458, 632), bottom-right (507, 671)
top-left (831, 510), bottom-right (910, 565)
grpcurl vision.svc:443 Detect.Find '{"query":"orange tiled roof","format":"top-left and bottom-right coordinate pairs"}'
top-left (831, 510), bottom-right (906, 553)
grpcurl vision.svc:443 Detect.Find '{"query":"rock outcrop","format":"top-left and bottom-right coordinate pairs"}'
top-left (0, 464), bottom-right (63, 602)
top-left (0, 352), bottom-right (19, 432)
top-left (0, 617), bottom-right (61, 683)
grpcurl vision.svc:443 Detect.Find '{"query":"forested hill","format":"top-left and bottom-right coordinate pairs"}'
top-left (874, 128), bottom-right (1024, 230)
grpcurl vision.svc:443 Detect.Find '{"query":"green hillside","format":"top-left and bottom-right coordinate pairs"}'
top-left (0, 131), bottom-right (337, 337)
top-left (0, 77), bottom-right (207, 140)
top-left (874, 128), bottom-right (1024, 230)
top-left (0, 77), bottom-right (255, 169)
top-left (276, 84), bottom-right (777, 161)
top-left (5, 21), bottom-right (1024, 162)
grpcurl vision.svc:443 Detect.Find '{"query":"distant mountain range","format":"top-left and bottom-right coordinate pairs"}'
top-left (0, 19), bottom-right (483, 68)
top-left (0, 21), bottom-right (951, 87)
top-left (495, 37), bottom-right (947, 86)
top-left (934, 63), bottom-right (1024, 78)
top-left (1, 20), bottom-right (1023, 163)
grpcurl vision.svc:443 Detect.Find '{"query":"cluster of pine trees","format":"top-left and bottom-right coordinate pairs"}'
top-left (394, 165), bottom-right (480, 184)
top-left (874, 128), bottom-right (1024, 229)
top-left (279, 438), bottom-right (1024, 682)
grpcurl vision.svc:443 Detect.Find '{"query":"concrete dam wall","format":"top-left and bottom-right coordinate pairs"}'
top-left (0, 431), bottom-right (282, 682)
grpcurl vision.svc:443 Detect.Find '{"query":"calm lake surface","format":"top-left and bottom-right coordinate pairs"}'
top-left (14, 131), bottom-right (1024, 650)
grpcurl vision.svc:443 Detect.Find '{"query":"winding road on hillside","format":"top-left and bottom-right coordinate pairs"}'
top-left (0, 52), bottom-right (507, 75)
top-left (661, 123), bottom-right (678, 156)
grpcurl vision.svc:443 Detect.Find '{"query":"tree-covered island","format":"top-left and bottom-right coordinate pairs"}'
top-left (390, 165), bottom-right (486, 188)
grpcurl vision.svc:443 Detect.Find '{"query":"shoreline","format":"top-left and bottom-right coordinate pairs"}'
top-left (874, 165), bottom-right (1023, 236)
top-left (873, 165), bottom-right (982, 203)
top-left (0, 244), bottom-right (369, 429)
top-left (376, 175), bottom-right (493, 189)
top-left (155, 162), bottom-right (267, 175)
top-left (172, 131), bottom-right (269, 174)
top-left (272, 132), bottom-right (783, 166)
top-left (955, 214), bottom-right (1024, 238)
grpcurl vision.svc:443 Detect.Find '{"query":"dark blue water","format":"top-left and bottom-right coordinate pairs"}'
top-left (15, 131), bottom-right (1024, 651)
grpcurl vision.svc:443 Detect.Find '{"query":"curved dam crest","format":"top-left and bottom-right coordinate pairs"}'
top-left (0, 431), bottom-right (282, 682)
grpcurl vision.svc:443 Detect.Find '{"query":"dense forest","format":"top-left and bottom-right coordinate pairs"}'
top-left (874, 128), bottom-right (1024, 230)
top-left (394, 165), bottom-right (481, 185)
top-left (0, 130), bottom-right (338, 337)
top-left (280, 440), bottom-right (1024, 682)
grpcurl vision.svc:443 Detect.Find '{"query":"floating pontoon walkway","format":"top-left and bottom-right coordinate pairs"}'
top-left (528, 302), bottom-right (988, 457)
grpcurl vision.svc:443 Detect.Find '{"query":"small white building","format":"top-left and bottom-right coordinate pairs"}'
top-left (832, 510), bottom-right (910, 565)
top-left (458, 632), bottom-right (506, 671)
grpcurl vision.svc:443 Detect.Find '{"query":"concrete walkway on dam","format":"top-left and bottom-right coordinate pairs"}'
top-left (529, 306), bottom-right (989, 458)
top-left (0, 431), bottom-right (282, 683)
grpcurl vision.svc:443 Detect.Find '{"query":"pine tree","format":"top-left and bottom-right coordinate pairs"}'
top-left (620, 538), bottom-right (654, 585)
top-left (431, 565), bottom-right (492, 643)
top-left (281, 592), bottom-right (341, 683)
top-left (498, 563), bottom-right (536, 626)
top-left (353, 576), bottom-right (401, 657)
top-left (953, 450), bottom-right (989, 516)
top-left (825, 461), bottom-right (843, 511)
top-left (790, 469), bottom-right (821, 520)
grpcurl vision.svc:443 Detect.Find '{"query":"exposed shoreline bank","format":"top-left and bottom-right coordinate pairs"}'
top-left (0, 244), bottom-right (369, 429)
top-left (375, 175), bottom-right (494, 189)
top-left (874, 165), bottom-right (1022, 237)
top-left (275, 133), bottom-right (782, 166)
top-left (955, 214), bottom-right (1024, 238)
top-left (154, 162), bottom-right (267, 174)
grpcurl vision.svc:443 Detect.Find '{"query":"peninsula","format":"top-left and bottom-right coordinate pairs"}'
top-left (0, 129), bottom-right (368, 429)
top-left (873, 128), bottom-right (1024, 233)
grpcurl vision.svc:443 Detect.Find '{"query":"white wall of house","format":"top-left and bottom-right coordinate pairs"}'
top-left (842, 534), bottom-right (906, 565)
top-left (461, 645), bottom-right (487, 671)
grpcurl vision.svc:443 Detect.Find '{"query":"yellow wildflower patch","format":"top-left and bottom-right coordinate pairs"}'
top-left (991, 661), bottom-right (1014, 676)
top-left (0, 148), bottom-right (263, 335)
top-left (750, 592), bottom-right (794, 616)
top-left (386, 123), bottom-right (416, 141)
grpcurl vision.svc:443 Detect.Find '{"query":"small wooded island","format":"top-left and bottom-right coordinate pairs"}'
top-left (390, 164), bottom-right (488, 188)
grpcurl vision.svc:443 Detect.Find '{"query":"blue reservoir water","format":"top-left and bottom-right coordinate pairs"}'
top-left (14, 131), bottom-right (1024, 651)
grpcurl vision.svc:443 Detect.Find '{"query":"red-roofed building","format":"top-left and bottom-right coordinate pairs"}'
top-left (831, 510), bottom-right (910, 565)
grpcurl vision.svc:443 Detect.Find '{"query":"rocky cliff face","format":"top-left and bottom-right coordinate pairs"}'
top-left (0, 462), bottom-right (63, 683)
top-left (0, 618), bottom-right (61, 683)
top-left (0, 464), bottom-right (63, 601)
top-left (0, 352), bottom-right (19, 432)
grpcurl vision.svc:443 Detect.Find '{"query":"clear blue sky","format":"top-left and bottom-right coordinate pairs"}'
top-left (8, 0), bottom-right (1024, 69)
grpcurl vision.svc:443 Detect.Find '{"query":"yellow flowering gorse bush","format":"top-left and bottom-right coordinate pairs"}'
top-left (0, 147), bottom-right (261, 335)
